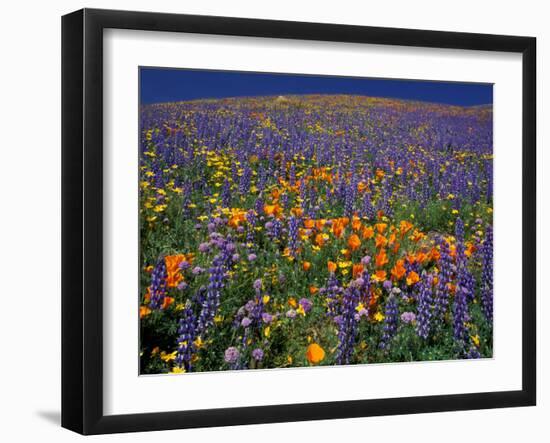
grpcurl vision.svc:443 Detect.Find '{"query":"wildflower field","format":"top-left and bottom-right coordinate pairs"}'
top-left (139, 94), bottom-right (493, 374)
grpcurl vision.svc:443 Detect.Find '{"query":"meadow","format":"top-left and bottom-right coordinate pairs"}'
top-left (138, 94), bottom-right (493, 374)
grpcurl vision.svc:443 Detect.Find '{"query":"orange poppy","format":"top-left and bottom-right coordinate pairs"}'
top-left (309, 285), bottom-right (319, 295)
top-left (315, 219), bottom-right (327, 230)
top-left (375, 234), bottom-right (388, 249)
top-left (410, 229), bottom-right (425, 243)
top-left (164, 254), bottom-right (185, 288)
top-left (406, 271), bottom-right (420, 286)
top-left (306, 343), bottom-right (326, 364)
top-left (327, 261), bottom-right (337, 273)
top-left (162, 296), bottom-right (175, 309)
top-left (351, 216), bottom-right (362, 232)
top-left (375, 223), bottom-right (388, 234)
top-left (391, 241), bottom-right (400, 254)
top-left (290, 207), bottom-right (304, 217)
top-left (357, 181), bottom-right (369, 193)
top-left (348, 234), bottom-right (362, 252)
top-left (399, 220), bottom-right (414, 236)
top-left (304, 219), bottom-right (315, 229)
top-left (140, 305), bottom-right (152, 319)
top-left (352, 264), bottom-right (364, 278)
top-left (372, 269), bottom-right (387, 282)
top-left (166, 272), bottom-right (184, 288)
top-left (229, 211), bottom-right (247, 228)
top-left (391, 259), bottom-right (407, 281)
top-left (465, 242), bottom-right (477, 258)
top-left (264, 204), bottom-right (282, 218)
top-left (362, 225), bottom-right (375, 239)
top-left (303, 261), bottom-right (311, 271)
top-left (429, 247), bottom-right (441, 262)
top-left (143, 287), bottom-right (151, 303)
top-left (165, 254), bottom-right (185, 273)
top-left (416, 251), bottom-right (428, 264)
top-left (315, 233), bottom-right (326, 247)
top-left (375, 249), bottom-right (389, 268)
top-left (332, 220), bottom-right (345, 238)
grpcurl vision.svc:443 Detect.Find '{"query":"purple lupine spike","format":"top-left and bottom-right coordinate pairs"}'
top-left (379, 294), bottom-right (399, 350)
top-left (453, 283), bottom-right (469, 349)
top-left (175, 300), bottom-right (197, 371)
top-left (481, 225), bottom-right (493, 323)
top-left (455, 217), bottom-right (466, 266)
top-left (238, 166), bottom-right (252, 194)
top-left (321, 271), bottom-right (343, 318)
top-left (336, 280), bottom-right (361, 365)
top-left (416, 276), bottom-right (434, 340)
top-left (287, 216), bottom-right (299, 257)
top-left (363, 192), bottom-right (376, 220)
top-left (254, 197), bottom-right (264, 217)
top-left (289, 163), bottom-right (296, 186)
top-left (197, 254), bottom-right (225, 334)
top-left (221, 179), bottom-right (231, 208)
top-left (433, 238), bottom-right (452, 325)
top-left (344, 176), bottom-right (357, 217)
top-left (149, 256), bottom-right (167, 310)
top-left (245, 209), bottom-right (257, 249)
top-left (280, 192), bottom-right (289, 209)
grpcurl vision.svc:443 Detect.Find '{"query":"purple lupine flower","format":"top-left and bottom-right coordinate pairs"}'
top-left (344, 176), bottom-right (357, 217)
top-left (287, 216), bottom-right (299, 257)
top-left (322, 266), bottom-right (343, 318)
top-left (453, 283), bottom-right (469, 349)
top-left (379, 294), bottom-right (399, 350)
top-left (416, 276), bottom-right (434, 340)
top-left (299, 298), bottom-right (313, 313)
top-left (401, 311), bottom-right (416, 324)
top-left (481, 225), bottom-right (493, 323)
top-left (177, 281), bottom-right (188, 291)
top-left (175, 300), bottom-right (197, 371)
top-left (455, 217), bottom-right (466, 268)
top-left (465, 346), bottom-right (481, 359)
top-left (197, 254), bottom-right (225, 334)
top-left (252, 348), bottom-right (264, 361)
top-left (221, 179), bottom-right (231, 208)
top-left (247, 253), bottom-right (257, 262)
top-left (363, 192), bottom-right (376, 220)
top-left (433, 238), bottom-right (452, 325)
top-left (241, 317), bottom-right (252, 328)
top-left (254, 197), bottom-right (264, 217)
top-left (336, 282), bottom-right (360, 364)
top-left (192, 266), bottom-right (204, 275)
top-left (261, 313), bottom-right (273, 324)
top-left (245, 210), bottom-right (257, 248)
top-left (238, 166), bottom-right (252, 194)
top-left (286, 309), bottom-right (297, 319)
top-left (224, 347), bottom-right (240, 364)
top-left (253, 278), bottom-right (263, 291)
top-left (149, 256), bottom-right (167, 310)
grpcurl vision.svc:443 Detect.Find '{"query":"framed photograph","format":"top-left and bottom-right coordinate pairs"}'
top-left (62, 8), bottom-right (536, 435)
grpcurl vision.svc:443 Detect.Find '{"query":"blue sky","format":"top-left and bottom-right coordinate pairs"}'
top-left (140, 67), bottom-right (493, 107)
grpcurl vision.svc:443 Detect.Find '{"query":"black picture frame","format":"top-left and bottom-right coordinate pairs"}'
top-left (62, 8), bottom-right (536, 435)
